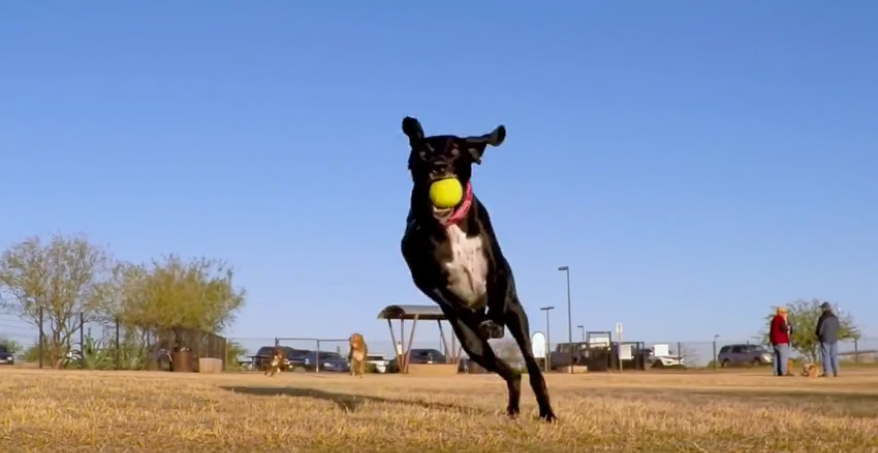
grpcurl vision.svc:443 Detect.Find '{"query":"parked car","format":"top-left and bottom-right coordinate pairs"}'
top-left (0, 344), bottom-right (14, 365)
top-left (387, 348), bottom-right (447, 372)
top-left (409, 348), bottom-right (447, 364)
top-left (717, 344), bottom-right (773, 367)
top-left (366, 353), bottom-right (387, 373)
top-left (303, 351), bottom-right (350, 372)
top-left (640, 348), bottom-right (685, 368)
top-left (253, 346), bottom-right (309, 371)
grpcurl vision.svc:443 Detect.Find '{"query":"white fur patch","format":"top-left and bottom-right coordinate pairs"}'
top-left (443, 225), bottom-right (488, 309)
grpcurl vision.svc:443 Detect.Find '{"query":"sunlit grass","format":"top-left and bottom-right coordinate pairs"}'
top-left (1, 368), bottom-right (876, 452)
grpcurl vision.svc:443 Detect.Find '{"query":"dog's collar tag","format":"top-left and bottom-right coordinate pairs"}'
top-left (443, 182), bottom-right (473, 227)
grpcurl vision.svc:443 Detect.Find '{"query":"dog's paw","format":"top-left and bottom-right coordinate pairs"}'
top-left (479, 320), bottom-right (505, 339)
top-left (538, 409), bottom-right (558, 423)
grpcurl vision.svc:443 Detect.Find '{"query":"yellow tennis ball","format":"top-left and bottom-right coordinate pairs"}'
top-left (429, 178), bottom-right (463, 208)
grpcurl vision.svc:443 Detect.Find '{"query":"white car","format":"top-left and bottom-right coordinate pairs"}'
top-left (645, 347), bottom-right (686, 368)
top-left (651, 354), bottom-right (685, 368)
top-left (366, 354), bottom-right (387, 373)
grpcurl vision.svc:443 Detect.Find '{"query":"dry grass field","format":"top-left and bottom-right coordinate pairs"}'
top-left (1, 368), bottom-right (877, 453)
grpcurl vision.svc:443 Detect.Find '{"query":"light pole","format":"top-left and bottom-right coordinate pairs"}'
top-left (577, 325), bottom-right (585, 342)
top-left (558, 265), bottom-right (573, 374)
top-left (540, 306), bottom-right (554, 372)
top-left (713, 334), bottom-right (720, 370)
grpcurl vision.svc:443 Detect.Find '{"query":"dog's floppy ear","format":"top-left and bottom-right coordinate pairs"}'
top-left (402, 116), bottom-right (424, 143)
top-left (465, 125), bottom-right (506, 164)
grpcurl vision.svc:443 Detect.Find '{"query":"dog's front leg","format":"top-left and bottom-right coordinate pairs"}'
top-left (479, 269), bottom-right (509, 339)
top-left (412, 281), bottom-right (460, 315)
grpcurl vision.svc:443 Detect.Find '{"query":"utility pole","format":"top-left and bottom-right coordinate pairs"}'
top-left (540, 306), bottom-right (555, 372)
top-left (558, 266), bottom-right (573, 374)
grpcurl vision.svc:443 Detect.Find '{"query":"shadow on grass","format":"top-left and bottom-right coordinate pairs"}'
top-left (610, 387), bottom-right (878, 418)
top-left (220, 385), bottom-right (492, 416)
top-left (685, 388), bottom-right (878, 403)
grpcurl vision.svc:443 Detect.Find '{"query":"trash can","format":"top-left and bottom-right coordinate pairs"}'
top-left (171, 349), bottom-right (194, 372)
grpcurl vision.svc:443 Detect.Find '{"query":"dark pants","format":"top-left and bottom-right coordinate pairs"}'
top-left (820, 341), bottom-right (839, 376)
top-left (772, 343), bottom-right (789, 376)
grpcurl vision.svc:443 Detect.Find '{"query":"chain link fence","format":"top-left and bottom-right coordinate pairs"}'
top-left (641, 337), bottom-right (878, 368)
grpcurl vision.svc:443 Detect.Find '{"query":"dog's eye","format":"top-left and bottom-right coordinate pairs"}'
top-left (449, 146), bottom-right (459, 157)
top-left (418, 144), bottom-right (436, 161)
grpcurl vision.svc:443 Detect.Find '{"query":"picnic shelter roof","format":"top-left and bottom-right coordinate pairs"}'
top-left (376, 304), bottom-right (446, 321)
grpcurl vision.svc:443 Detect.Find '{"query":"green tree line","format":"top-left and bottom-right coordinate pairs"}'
top-left (0, 233), bottom-right (247, 369)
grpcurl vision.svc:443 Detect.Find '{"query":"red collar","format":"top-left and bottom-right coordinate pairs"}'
top-left (443, 182), bottom-right (473, 227)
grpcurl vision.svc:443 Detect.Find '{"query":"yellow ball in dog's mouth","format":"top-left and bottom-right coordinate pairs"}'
top-left (429, 178), bottom-right (463, 209)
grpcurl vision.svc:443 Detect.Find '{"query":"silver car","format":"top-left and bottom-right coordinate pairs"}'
top-left (717, 344), bottom-right (773, 367)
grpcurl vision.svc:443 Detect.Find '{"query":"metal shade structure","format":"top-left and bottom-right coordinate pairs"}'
top-left (376, 304), bottom-right (447, 321)
top-left (376, 304), bottom-right (460, 373)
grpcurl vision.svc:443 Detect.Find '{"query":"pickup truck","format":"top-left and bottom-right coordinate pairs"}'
top-left (366, 353), bottom-right (388, 373)
top-left (546, 342), bottom-right (589, 370)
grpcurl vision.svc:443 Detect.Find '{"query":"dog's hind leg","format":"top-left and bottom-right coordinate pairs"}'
top-left (448, 315), bottom-right (523, 418)
top-left (505, 297), bottom-right (556, 422)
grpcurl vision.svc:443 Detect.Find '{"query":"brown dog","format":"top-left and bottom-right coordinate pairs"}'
top-left (802, 362), bottom-right (818, 378)
top-left (348, 333), bottom-right (368, 378)
top-left (264, 348), bottom-right (286, 377)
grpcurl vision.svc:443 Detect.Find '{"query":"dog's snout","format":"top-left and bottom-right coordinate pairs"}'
top-left (429, 160), bottom-right (452, 179)
top-left (431, 159), bottom-right (448, 173)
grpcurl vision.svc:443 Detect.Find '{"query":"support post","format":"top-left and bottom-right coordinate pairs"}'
top-left (712, 340), bottom-right (718, 370)
top-left (316, 339), bottom-right (321, 373)
top-left (400, 319), bottom-right (406, 371)
top-left (38, 306), bottom-right (44, 369)
top-left (115, 317), bottom-right (121, 370)
top-left (404, 315), bottom-right (419, 374)
top-left (387, 319), bottom-right (400, 372)
top-left (79, 312), bottom-right (85, 369)
top-left (437, 321), bottom-right (451, 363)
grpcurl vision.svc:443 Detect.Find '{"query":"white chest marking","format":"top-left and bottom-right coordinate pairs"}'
top-left (443, 225), bottom-right (489, 308)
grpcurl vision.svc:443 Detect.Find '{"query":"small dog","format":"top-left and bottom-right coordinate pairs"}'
top-left (263, 348), bottom-right (286, 377)
top-left (348, 333), bottom-right (368, 378)
top-left (802, 362), bottom-right (818, 377)
top-left (399, 117), bottom-right (556, 421)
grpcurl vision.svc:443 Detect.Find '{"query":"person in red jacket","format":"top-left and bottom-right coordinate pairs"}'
top-left (769, 307), bottom-right (791, 376)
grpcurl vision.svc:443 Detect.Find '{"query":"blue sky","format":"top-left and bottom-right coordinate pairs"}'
top-left (1, 2), bottom-right (876, 354)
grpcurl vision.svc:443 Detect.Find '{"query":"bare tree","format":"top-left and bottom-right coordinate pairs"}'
top-left (0, 233), bottom-right (114, 363)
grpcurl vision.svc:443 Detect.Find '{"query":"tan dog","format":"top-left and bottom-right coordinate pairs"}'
top-left (264, 348), bottom-right (286, 377)
top-left (348, 333), bottom-right (368, 378)
top-left (802, 362), bottom-right (818, 378)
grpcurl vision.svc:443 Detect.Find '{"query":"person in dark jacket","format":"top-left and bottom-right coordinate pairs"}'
top-left (815, 302), bottom-right (840, 377)
top-left (769, 307), bottom-right (791, 376)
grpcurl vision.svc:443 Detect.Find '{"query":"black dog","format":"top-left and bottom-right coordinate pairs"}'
top-left (399, 116), bottom-right (556, 422)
